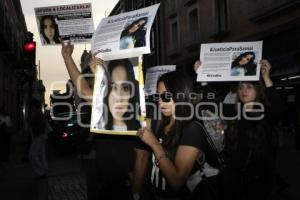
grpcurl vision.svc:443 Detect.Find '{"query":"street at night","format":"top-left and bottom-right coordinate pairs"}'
top-left (1, 0), bottom-right (300, 200)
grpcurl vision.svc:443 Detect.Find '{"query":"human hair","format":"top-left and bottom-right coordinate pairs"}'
top-left (237, 81), bottom-right (269, 106)
top-left (231, 51), bottom-right (257, 76)
top-left (231, 52), bottom-right (257, 76)
top-left (232, 52), bottom-right (255, 67)
top-left (156, 71), bottom-right (194, 158)
top-left (104, 59), bottom-right (140, 130)
top-left (40, 15), bottom-right (60, 44)
top-left (226, 81), bottom-right (273, 155)
top-left (121, 17), bottom-right (148, 37)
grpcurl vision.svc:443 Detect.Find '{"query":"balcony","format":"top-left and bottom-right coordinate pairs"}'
top-left (248, 0), bottom-right (300, 22)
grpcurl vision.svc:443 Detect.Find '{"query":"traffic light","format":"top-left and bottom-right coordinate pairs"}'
top-left (23, 40), bottom-right (36, 68)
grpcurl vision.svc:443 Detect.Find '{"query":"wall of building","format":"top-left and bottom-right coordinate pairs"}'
top-left (109, 0), bottom-right (300, 144)
top-left (160, 0), bottom-right (300, 77)
top-left (0, 0), bottom-right (30, 128)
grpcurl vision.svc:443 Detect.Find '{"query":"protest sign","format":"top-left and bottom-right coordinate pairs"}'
top-left (35, 3), bottom-right (94, 45)
top-left (90, 57), bottom-right (145, 135)
top-left (197, 41), bottom-right (263, 81)
top-left (91, 4), bottom-right (160, 60)
top-left (144, 65), bottom-right (176, 96)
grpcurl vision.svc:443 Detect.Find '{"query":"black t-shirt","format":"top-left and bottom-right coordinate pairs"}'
top-left (95, 134), bottom-right (140, 181)
top-left (137, 120), bottom-right (212, 197)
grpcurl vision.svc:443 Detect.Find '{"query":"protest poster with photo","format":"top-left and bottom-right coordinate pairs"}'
top-left (91, 4), bottom-right (160, 60)
top-left (144, 65), bottom-right (176, 96)
top-left (34, 3), bottom-right (94, 45)
top-left (196, 41), bottom-right (263, 82)
top-left (90, 57), bottom-right (146, 135)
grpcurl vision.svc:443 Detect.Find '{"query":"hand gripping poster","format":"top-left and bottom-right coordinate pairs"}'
top-left (34, 3), bottom-right (94, 45)
top-left (196, 41), bottom-right (263, 82)
top-left (91, 4), bottom-right (160, 61)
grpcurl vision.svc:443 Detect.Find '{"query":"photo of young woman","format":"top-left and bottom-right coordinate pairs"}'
top-left (119, 17), bottom-right (148, 49)
top-left (230, 52), bottom-right (257, 76)
top-left (39, 15), bottom-right (60, 45)
top-left (93, 58), bottom-right (141, 132)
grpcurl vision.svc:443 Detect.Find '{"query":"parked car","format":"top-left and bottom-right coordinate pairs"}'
top-left (49, 111), bottom-right (90, 152)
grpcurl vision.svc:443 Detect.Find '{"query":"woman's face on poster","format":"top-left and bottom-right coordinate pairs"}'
top-left (128, 19), bottom-right (146, 33)
top-left (108, 65), bottom-right (131, 119)
top-left (238, 54), bottom-right (254, 65)
top-left (43, 18), bottom-right (56, 41)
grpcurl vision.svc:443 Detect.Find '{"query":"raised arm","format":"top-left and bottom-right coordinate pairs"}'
top-left (194, 60), bottom-right (208, 86)
top-left (260, 59), bottom-right (273, 88)
top-left (61, 42), bottom-right (103, 104)
top-left (260, 59), bottom-right (285, 119)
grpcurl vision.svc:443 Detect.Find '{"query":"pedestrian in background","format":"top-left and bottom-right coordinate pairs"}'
top-left (0, 107), bottom-right (12, 162)
top-left (28, 98), bottom-right (49, 178)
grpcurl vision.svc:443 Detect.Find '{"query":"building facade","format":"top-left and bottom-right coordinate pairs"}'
top-left (0, 0), bottom-right (29, 128)
top-left (109, 0), bottom-right (300, 144)
top-left (109, 0), bottom-right (300, 78)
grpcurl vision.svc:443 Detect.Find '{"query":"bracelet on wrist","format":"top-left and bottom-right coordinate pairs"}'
top-left (155, 153), bottom-right (168, 166)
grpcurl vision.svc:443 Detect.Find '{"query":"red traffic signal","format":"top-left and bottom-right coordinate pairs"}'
top-left (23, 41), bottom-right (36, 68)
top-left (24, 41), bottom-right (36, 52)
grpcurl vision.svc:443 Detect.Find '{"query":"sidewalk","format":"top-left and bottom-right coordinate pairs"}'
top-left (1, 137), bottom-right (88, 200)
top-left (0, 156), bottom-right (86, 200)
top-left (0, 161), bottom-right (47, 200)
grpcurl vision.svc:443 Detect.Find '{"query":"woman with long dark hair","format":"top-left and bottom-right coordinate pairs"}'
top-left (230, 52), bottom-right (257, 76)
top-left (132, 71), bottom-right (217, 199)
top-left (223, 60), bottom-right (283, 200)
top-left (40, 15), bottom-right (60, 44)
top-left (120, 17), bottom-right (148, 49)
top-left (102, 59), bottom-right (141, 131)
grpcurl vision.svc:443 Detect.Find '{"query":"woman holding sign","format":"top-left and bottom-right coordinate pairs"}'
top-left (132, 71), bottom-right (219, 199)
top-left (61, 42), bottom-right (141, 200)
top-left (223, 60), bottom-right (284, 200)
top-left (195, 59), bottom-right (283, 200)
top-left (120, 17), bottom-right (148, 49)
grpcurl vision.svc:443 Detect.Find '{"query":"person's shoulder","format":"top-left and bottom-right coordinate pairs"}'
top-left (182, 120), bottom-right (205, 134)
top-left (180, 120), bottom-right (207, 150)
